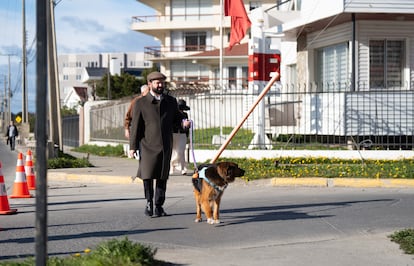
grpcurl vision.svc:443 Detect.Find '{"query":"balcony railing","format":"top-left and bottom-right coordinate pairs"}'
top-left (144, 45), bottom-right (217, 59)
top-left (132, 13), bottom-right (220, 24)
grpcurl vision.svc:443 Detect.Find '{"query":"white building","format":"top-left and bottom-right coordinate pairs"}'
top-left (129, 0), bottom-right (414, 145)
top-left (58, 52), bottom-right (152, 109)
top-left (131, 0), bottom-right (291, 89)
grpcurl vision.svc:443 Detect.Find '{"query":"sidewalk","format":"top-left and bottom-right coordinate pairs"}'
top-left (47, 149), bottom-right (194, 185)
top-left (44, 148), bottom-right (414, 188)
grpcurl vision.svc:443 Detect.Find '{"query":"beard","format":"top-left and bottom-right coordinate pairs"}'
top-left (152, 86), bottom-right (164, 95)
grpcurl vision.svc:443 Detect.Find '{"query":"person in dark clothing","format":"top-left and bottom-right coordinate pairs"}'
top-left (128, 71), bottom-right (191, 217)
top-left (5, 121), bottom-right (18, 151)
top-left (170, 99), bottom-right (190, 175)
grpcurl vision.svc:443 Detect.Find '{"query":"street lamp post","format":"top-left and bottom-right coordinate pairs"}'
top-left (107, 54), bottom-right (117, 100)
top-left (107, 54), bottom-right (111, 100)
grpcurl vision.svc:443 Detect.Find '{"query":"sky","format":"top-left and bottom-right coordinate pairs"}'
top-left (0, 0), bottom-right (159, 114)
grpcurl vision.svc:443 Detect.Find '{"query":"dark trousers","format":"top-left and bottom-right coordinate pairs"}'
top-left (8, 136), bottom-right (16, 151)
top-left (143, 179), bottom-right (167, 207)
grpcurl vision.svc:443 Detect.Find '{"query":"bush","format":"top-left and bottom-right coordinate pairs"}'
top-left (389, 228), bottom-right (414, 254)
top-left (47, 152), bottom-right (92, 169)
top-left (72, 144), bottom-right (125, 157)
top-left (0, 238), bottom-right (161, 266)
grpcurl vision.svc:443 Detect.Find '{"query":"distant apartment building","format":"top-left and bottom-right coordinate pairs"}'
top-left (58, 52), bottom-right (152, 108)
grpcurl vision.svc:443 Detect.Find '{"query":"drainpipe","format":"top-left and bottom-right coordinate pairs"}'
top-left (352, 13), bottom-right (356, 91)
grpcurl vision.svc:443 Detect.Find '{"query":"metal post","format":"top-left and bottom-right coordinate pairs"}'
top-left (7, 55), bottom-right (11, 123)
top-left (35, 0), bottom-right (48, 264)
top-left (22, 0), bottom-right (28, 123)
top-left (107, 54), bottom-right (111, 100)
top-left (0, 53), bottom-right (15, 124)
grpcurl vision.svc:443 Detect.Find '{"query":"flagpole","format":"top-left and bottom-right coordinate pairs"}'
top-left (219, 0), bottom-right (224, 137)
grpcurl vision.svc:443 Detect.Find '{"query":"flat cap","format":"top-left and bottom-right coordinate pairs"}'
top-left (147, 71), bottom-right (166, 82)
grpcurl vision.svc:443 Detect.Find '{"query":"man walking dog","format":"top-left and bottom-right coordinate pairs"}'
top-left (129, 71), bottom-right (191, 217)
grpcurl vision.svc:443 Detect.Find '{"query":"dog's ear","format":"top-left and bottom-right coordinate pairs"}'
top-left (216, 162), bottom-right (227, 177)
top-left (219, 162), bottom-right (245, 178)
top-left (216, 162), bottom-right (234, 178)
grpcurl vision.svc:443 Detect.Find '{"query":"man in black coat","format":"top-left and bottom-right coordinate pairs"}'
top-left (129, 71), bottom-right (191, 217)
top-left (5, 121), bottom-right (19, 151)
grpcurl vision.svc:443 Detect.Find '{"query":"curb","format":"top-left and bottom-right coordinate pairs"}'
top-left (271, 177), bottom-right (414, 188)
top-left (48, 172), bottom-right (414, 188)
top-left (48, 172), bottom-right (141, 185)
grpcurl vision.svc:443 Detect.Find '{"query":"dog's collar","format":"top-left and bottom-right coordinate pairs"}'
top-left (199, 167), bottom-right (228, 193)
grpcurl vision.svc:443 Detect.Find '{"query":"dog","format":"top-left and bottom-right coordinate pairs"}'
top-left (192, 162), bottom-right (245, 224)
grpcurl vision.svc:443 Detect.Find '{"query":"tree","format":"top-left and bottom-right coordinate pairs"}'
top-left (95, 73), bottom-right (143, 100)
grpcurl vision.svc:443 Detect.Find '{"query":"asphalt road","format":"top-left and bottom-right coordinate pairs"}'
top-left (1, 177), bottom-right (414, 265)
top-left (1, 141), bottom-right (414, 265)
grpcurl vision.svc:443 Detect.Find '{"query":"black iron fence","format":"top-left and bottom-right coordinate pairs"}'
top-left (75, 85), bottom-right (414, 150)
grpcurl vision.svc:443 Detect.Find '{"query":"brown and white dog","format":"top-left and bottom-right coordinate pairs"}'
top-left (192, 162), bottom-right (245, 224)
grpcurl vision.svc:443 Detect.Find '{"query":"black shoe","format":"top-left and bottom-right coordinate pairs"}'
top-left (145, 201), bottom-right (153, 216)
top-left (154, 206), bottom-right (167, 217)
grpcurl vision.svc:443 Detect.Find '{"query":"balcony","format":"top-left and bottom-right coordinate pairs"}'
top-left (131, 14), bottom-right (230, 33)
top-left (144, 45), bottom-right (217, 60)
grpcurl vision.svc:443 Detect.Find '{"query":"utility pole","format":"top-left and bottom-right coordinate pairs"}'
top-left (22, 0), bottom-right (28, 123)
top-left (0, 53), bottom-right (16, 125)
top-left (48, 0), bottom-right (63, 155)
top-left (7, 55), bottom-right (11, 124)
top-left (1, 76), bottom-right (5, 131)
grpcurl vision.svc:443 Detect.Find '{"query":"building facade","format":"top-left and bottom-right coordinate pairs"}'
top-left (131, 0), bottom-right (288, 89)
top-left (127, 0), bottom-right (414, 148)
top-left (58, 52), bottom-right (152, 108)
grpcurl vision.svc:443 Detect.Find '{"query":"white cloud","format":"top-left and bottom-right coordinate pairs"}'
top-left (54, 0), bottom-right (158, 53)
top-left (0, 0), bottom-right (159, 113)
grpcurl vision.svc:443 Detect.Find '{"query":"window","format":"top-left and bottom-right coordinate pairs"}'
top-left (369, 40), bottom-right (404, 90)
top-left (275, 0), bottom-right (301, 10)
top-left (185, 32), bottom-right (206, 51)
top-left (287, 64), bottom-right (297, 92)
top-left (249, 2), bottom-right (261, 10)
top-left (316, 42), bottom-right (349, 91)
top-left (242, 66), bottom-right (248, 89)
top-left (171, 31), bottom-right (209, 52)
top-left (171, 0), bottom-right (212, 21)
top-left (228, 67), bottom-right (237, 89)
top-left (171, 61), bottom-right (209, 83)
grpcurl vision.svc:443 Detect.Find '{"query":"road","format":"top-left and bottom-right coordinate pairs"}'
top-left (1, 177), bottom-right (414, 265)
top-left (1, 141), bottom-right (414, 265)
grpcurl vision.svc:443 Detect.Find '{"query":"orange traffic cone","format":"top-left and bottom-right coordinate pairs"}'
top-left (25, 150), bottom-right (36, 190)
top-left (9, 153), bottom-right (33, 199)
top-left (0, 162), bottom-right (18, 214)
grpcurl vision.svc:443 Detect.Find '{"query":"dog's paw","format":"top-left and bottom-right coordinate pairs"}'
top-left (214, 219), bottom-right (220, 224)
top-left (194, 218), bottom-right (202, 223)
top-left (207, 218), bottom-right (215, 224)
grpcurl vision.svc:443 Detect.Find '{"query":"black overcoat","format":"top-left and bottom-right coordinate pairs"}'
top-left (129, 93), bottom-right (185, 180)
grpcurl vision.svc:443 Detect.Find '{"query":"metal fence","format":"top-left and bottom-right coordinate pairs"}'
top-left (83, 85), bottom-right (414, 150)
top-left (62, 115), bottom-right (79, 147)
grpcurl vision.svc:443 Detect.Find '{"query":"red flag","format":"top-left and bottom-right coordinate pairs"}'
top-left (224, 0), bottom-right (251, 50)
